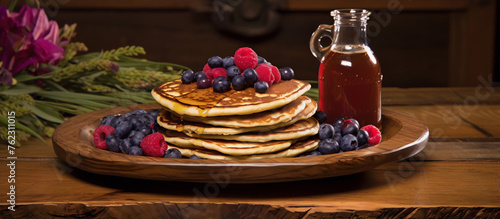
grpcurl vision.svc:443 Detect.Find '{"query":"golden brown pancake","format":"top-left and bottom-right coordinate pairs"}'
top-left (173, 96), bottom-right (312, 128)
top-left (178, 118), bottom-right (319, 142)
top-left (163, 131), bottom-right (295, 156)
top-left (151, 79), bottom-right (311, 117)
top-left (157, 100), bottom-right (318, 135)
top-left (168, 138), bottom-right (319, 160)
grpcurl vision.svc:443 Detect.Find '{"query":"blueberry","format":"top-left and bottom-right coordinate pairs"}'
top-left (140, 114), bottom-right (155, 127)
top-left (313, 111), bottom-right (327, 124)
top-left (129, 115), bottom-right (144, 130)
top-left (110, 115), bottom-right (122, 128)
top-left (105, 133), bottom-right (121, 152)
top-left (101, 114), bottom-right (115, 126)
top-left (130, 110), bottom-right (148, 115)
top-left (307, 150), bottom-right (322, 157)
top-left (129, 146), bottom-right (144, 156)
top-left (123, 110), bottom-right (145, 117)
top-left (333, 117), bottom-right (344, 133)
top-left (257, 56), bottom-right (267, 64)
top-left (243, 68), bottom-right (259, 86)
top-left (164, 148), bottom-right (182, 158)
top-left (148, 109), bottom-right (160, 119)
top-left (357, 129), bottom-right (369, 146)
top-left (347, 118), bottom-right (360, 128)
top-left (333, 132), bottom-right (342, 145)
top-left (194, 71), bottom-right (207, 81)
top-left (197, 78), bottom-right (212, 89)
top-left (226, 66), bottom-right (241, 79)
top-left (318, 123), bottom-right (335, 140)
top-left (207, 56), bottom-right (223, 68)
top-left (119, 138), bottom-right (132, 154)
top-left (189, 154), bottom-right (201, 159)
top-left (341, 120), bottom-right (359, 136)
top-left (128, 130), bottom-right (138, 139)
top-left (318, 138), bottom-right (340, 154)
top-left (254, 81), bottom-right (269, 93)
top-left (279, 67), bottom-right (294, 80)
top-left (129, 131), bottom-right (145, 146)
top-left (222, 56), bottom-right (235, 69)
top-left (340, 134), bottom-right (358, 151)
top-left (181, 70), bottom-right (195, 84)
top-left (137, 125), bottom-right (152, 136)
top-left (213, 76), bottom-right (231, 93)
top-left (232, 75), bottom-right (246, 91)
top-left (115, 121), bottom-right (133, 138)
top-left (212, 76), bottom-right (225, 85)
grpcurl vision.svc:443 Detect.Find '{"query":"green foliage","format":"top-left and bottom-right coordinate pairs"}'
top-left (52, 59), bottom-right (119, 81)
top-left (2, 43), bottom-right (189, 146)
top-left (59, 42), bottom-right (88, 66)
top-left (116, 69), bottom-right (181, 90)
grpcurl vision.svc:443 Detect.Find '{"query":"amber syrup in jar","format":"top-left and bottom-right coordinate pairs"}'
top-left (319, 47), bottom-right (381, 127)
top-left (311, 9), bottom-right (382, 128)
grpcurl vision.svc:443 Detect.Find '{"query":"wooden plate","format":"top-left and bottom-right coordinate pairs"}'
top-left (52, 103), bottom-right (429, 183)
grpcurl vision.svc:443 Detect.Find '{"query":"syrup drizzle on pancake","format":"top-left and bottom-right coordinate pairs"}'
top-left (152, 79), bottom-right (311, 117)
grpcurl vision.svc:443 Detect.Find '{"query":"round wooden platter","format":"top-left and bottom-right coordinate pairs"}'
top-left (52, 103), bottom-right (429, 184)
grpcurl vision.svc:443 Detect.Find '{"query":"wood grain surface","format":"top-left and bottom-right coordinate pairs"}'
top-left (1, 87), bottom-right (499, 218)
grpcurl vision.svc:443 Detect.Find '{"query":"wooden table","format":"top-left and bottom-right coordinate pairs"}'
top-left (1, 87), bottom-right (499, 218)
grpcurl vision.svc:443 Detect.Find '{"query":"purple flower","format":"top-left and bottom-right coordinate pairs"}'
top-left (0, 5), bottom-right (65, 85)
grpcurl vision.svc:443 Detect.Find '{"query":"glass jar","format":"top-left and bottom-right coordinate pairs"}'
top-left (310, 9), bottom-right (382, 128)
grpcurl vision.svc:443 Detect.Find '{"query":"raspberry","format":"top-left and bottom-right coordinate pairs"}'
top-left (140, 133), bottom-right (169, 157)
top-left (234, 47), bottom-right (258, 71)
top-left (203, 63), bottom-right (211, 73)
top-left (255, 64), bottom-right (274, 86)
top-left (93, 125), bottom-right (115, 149)
top-left (269, 65), bottom-right (281, 83)
top-left (207, 68), bottom-right (227, 81)
top-left (260, 63), bottom-right (281, 84)
top-left (205, 70), bottom-right (214, 82)
top-left (361, 125), bottom-right (382, 145)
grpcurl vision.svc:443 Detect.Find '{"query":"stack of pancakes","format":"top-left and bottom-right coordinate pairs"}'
top-left (151, 79), bottom-right (320, 160)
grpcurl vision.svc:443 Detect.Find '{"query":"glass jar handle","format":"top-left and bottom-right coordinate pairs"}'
top-left (309, 24), bottom-right (333, 62)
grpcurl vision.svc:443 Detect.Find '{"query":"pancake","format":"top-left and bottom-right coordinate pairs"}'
top-left (174, 96), bottom-right (312, 128)
top-left (162, 131), bottom-right (295, 156)
top-left (179, 117), bottom-right (319, 142)
top-left (168, 138), bottom-right (319, 160)
top-left (157, 100), bottom-right (318, 135)
top-left (151, 79), bottom-right (311, 117)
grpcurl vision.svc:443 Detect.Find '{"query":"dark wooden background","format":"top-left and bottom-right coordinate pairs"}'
top-left (3, 0), bottom-right (499, 87)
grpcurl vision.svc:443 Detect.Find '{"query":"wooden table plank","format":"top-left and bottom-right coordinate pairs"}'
top-left (0, 138), bottom-right (56, 159)
top-left (1, 160), bottom-right (499, 206)
top-left (3, 203), bottom-right (499, 219)
top-left (382, 88), bottom-right (465, 106)
top-left (384, 105), bottom-right (500, 139)
top-left (413, 142), bottom-right (500, 161)
top-left (382, 87), bottom-right (500, 106)
top-left (450, 87), bottom-right (500, 105)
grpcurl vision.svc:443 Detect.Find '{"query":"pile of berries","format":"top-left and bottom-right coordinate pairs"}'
top-left (93, 110), bottom-right (200, 159)
top-left (181, 47), bottom-right (295, 93)
top-left (301, 111), bottom-right (382, 157)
